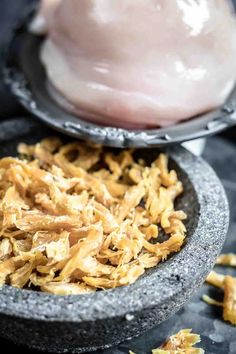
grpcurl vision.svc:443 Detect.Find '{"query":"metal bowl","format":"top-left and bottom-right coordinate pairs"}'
top-left (2, 5), bottom-right (236, 148)
top-left (0, 117), bottom-right (229, 353)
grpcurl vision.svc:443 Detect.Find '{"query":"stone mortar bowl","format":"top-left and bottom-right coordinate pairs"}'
top-left (0, 117), bottom-right (229, 353)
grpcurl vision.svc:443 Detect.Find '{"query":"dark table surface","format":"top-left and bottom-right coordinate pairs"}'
top-left (0, 1), bottom-right (236, 353)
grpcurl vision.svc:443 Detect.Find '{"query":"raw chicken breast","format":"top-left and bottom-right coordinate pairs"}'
top-left (30, 0), bottom-right (61, 34)
top-left (32, 0), bottom-right (236, 128)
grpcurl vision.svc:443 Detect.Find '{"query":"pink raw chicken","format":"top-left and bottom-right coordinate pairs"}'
top-left (32, 0), bottom-right (236, 129)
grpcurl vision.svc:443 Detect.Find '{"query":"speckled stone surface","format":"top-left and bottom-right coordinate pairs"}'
top-left (0, 118), bottom-right (229, 353)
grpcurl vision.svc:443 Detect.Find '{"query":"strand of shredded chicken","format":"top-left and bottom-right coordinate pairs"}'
top-left (204, 270), bottom-right (236, 325)
top-left (129, 329), bottom-right (204, 354)
top-left (216, 254), bottom-right (236, 267)
top-left (0, 138), bottom-right (187, 294)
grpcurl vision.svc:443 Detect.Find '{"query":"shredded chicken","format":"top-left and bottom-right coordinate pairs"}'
top-left (202, 294), bottom-right (223, 307)
top-left (206, 270), bottom-right (225, 289)
top-left (130, 329), bottom-right (204, 354)
top-left (204, 270), bottom-right (236, 325)
top-left (0, 138), bottom-right (187, 294)
top-left (216, 254), bottom-right (236, 267)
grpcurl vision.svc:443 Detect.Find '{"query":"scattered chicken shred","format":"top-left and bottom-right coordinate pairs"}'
top-left (204, 270), bottom-right (236, 325)
top-left (129, 329), bottom-right (204, 354)
top-left (0, 138), bottom-right (186, 294)
top-left (216, 254), bottom-right (236, 267)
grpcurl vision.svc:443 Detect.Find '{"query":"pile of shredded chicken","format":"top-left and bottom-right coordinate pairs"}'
top-left (203, 253), bottom-right (236, 326)
top-left (130, 329), bottom-right (204, 354)
top-left (0, 138), bottom-right (187, 295)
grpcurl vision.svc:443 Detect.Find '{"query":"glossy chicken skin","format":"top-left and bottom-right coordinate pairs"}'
top-left (33, 0), bottom-right (236, 128)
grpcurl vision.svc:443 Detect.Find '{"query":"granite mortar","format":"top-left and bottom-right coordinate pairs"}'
top-left (0, 117), bottom-right (229, 353)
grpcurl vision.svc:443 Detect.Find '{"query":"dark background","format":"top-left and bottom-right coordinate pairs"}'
top-left (0, 1), bottom-right (235, 354)
top-left (0, 0), bottom-right (34, 117)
